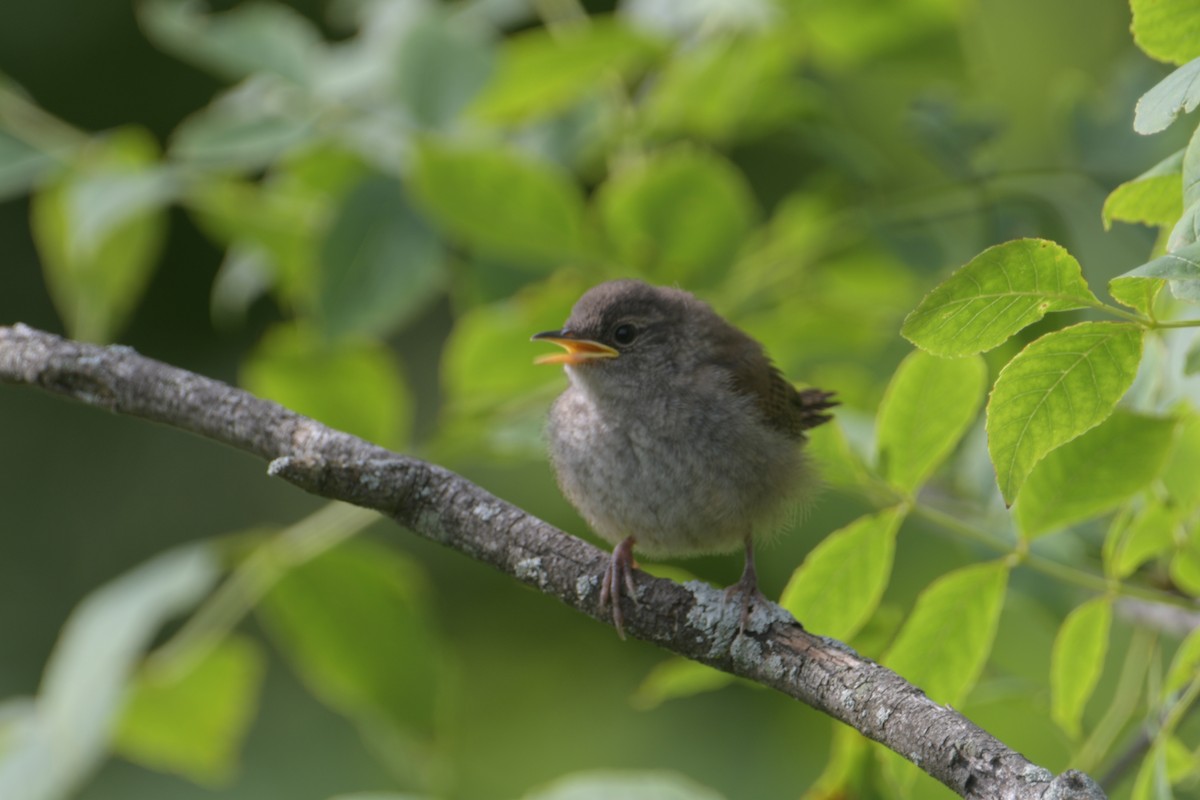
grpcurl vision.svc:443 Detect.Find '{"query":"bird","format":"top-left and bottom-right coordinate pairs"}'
top-left (532, 279), bottom-right (836, 638)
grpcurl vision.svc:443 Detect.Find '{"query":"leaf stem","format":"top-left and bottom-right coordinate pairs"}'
top-left (911, 503), bottom-right (1193, 610)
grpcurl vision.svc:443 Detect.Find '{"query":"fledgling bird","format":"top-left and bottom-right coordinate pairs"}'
top-left (533, 279), bottom-right (836, 638)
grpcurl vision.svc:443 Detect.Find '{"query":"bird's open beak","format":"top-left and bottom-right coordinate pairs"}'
top-left (531, 330), bottom-right (619, 365)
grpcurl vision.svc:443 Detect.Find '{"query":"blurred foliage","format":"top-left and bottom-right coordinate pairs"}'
top-left (7, 0), bottom-right (1200, 799)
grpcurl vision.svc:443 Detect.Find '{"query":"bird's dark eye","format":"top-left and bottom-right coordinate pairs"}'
top-left (612, 323), bottom-right (638, 346)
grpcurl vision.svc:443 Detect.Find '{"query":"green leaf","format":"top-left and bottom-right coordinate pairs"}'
top-left (1135, 57), bottom-right (1200, 135)
top-left (596, 146), bottom-right (758, 285)
top-left (0, 545), bottom-right (219, 800)
top-left (986, 322), bottom-right (1144, 506)
top-left (257, 540), bottom-right (446, 779)
top-left (437, 275), bottom-right (589, 458)
top-left (170, 98), bottom-right (314, 169)
top-left (1165, 626), bottom-right (1200, 698)
top-left (1109, 276), bottom-right (1164, 316)
top-left (875, 351), bottom-right (987, 493)
top-left (138, 0), bottom-right (324, 85)
top-left (1050, 597), bottom-right (1112, 738)
top-left (1016, 411), bottom-right (1177, 538)
top-left (901, 239), bottom-right (1098, 358)
top-left (1171, 537), bottom-right (1200, 596)
top-left (316, 174), bottom-right (445, 340)
top-left (0, 129), bottom-right (57, 200)
top-left (410, 142), bottom-right (589, 266)
top-left (642, 34), bottom-right (807, 143)
top-left (472, 17), bottom-right (662, 123)
top-left (630, 658), bottom-right (735, 710)
top-left (1105, 503), bottom-right (1181, 578)
top-left (1186, 339), bottom-right (1200, 375)
top-left (1132, 0), bottom-right (1200, 65)
top-left (395, 11), bottom-right (494, 129)
top-left (1103, 175), bottom-right (1184, 231)
top-left (1130, 740), bottom-right (1182, 800)
top-left (114, 636), bottom-right (265, 784)
top-left (522, 771), bottom-right (727, 800)
top-left (1163, 414), bottom-right (1200, 509)
top-left (31, 126), bottom-right (170, 342)
top-left (884, 561), bottom-right (1009, 705)
top-left (1120, 239), bottom-right (1200, 306)
top-left (240, 324), bottom-right (411, 447)
top-left (800, 723), bottom-right (870, 800)
top-left (780, 508), bottom-right (904, 641)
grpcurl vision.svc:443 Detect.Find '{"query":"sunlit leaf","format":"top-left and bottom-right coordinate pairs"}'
top-left (410, 142), bottom-right (589, 266)
top-left (901, 239), bottom-right (1097, 358)
top-left (240, 324), bottom-right (411, 447)
top-left (596, 146), bottom-right (757, 285)
top-left (1050, 597), bottom-right (1111, 738)
top-left (1171, 537), bottom-right (1200, 596)
top-left (875, 351), bottom-right (987, 493)
top-left (316, 174), bottom-right (445, 339)
top-left (1016, 411), bottom-right (1177, 538)
top-left (1109, 276), bottom-right (1164, 316)
top-left (0, 545), bottom-right (218, 800)
top-left (1131, 0), bottom-right (1200, 65)
top-left (139, 0), bottom-right (325, 85)
top-left (472, 17), bottom-right (662, 123)
top-left (1165, 626), bottom-right (1200, 698)
top-left (1103, 175), bottom-right (1183, 231)
top-left (114, 636), bottom-right (265, 785)
top-left (780, 508), bottom-right (904, 641)
top-left (631, 658), bottom-right (734, 709)
top-left (987, 322), bottom-right (1143, 506)
top-left (884, 560), bottom-right (1009, 705)
top-left (1163, 414), bottom-right (1200, 508)
top-left (31, 126), bottom-right (170, 342)
top-left (257, 540), bottom-right (446, 782)
top-left (522, 770), bottom-right (727, 800)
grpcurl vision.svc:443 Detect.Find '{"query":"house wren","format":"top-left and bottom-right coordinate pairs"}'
top-left (533, 279), bottom-right (836, 638)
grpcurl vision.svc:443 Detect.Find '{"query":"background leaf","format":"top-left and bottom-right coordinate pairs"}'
top-left (884, 561), bottom-right (1009, 706)
top-left (1050, 597), bottom-right (1112, 738)
top-left (30, 126), bottom-right (170, 342)
top-left (0, 545), bottom-right (219, 800)
top-left (901, 239), bottom-right (1097, 357)
top-left (316, 174), bottom-right (446, 340)
top-left (1015, 411), bottom-right (1177, 538)
top-left (114, 635), bottom-right (265, 785)
top-left (240, 324), bottom-right (411, 447)
top-left (410, 142), bottom-right (589, 267)
top-left (257, 540), bottom-right (446, 787)
top-left (779, 508), bottom-right (905, 642)
top-left (875, 351), bottom-right (987, 493)
top-left (986, 322), bottom-right (1144, 505)
top-left (596, 146), bottom-right (757, 286)
top-left (521, 770), bottom-right (727, 800)
top-left (471, 17), bottom-right (662, 123)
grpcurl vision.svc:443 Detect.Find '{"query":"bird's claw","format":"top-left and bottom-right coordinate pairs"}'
top-left (600, 536), bottom-right (638, 639)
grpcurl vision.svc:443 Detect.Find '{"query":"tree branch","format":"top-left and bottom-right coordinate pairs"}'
top-left (0, 323), bottom-right (1105, 800)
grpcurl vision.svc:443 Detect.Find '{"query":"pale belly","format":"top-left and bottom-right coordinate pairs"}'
top-left (546, 386), bottom-right (804, 558)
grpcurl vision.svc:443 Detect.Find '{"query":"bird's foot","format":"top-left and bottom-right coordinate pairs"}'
top-left (600, 536), bottom-right (638, 639)
top-left (724, 579), bottom-right (769, 636)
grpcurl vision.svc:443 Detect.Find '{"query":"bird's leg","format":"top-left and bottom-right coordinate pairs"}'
top-left (725, 535), bottom-right (768, 634)
top-left (600, 536), bottom-right (638, 639)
